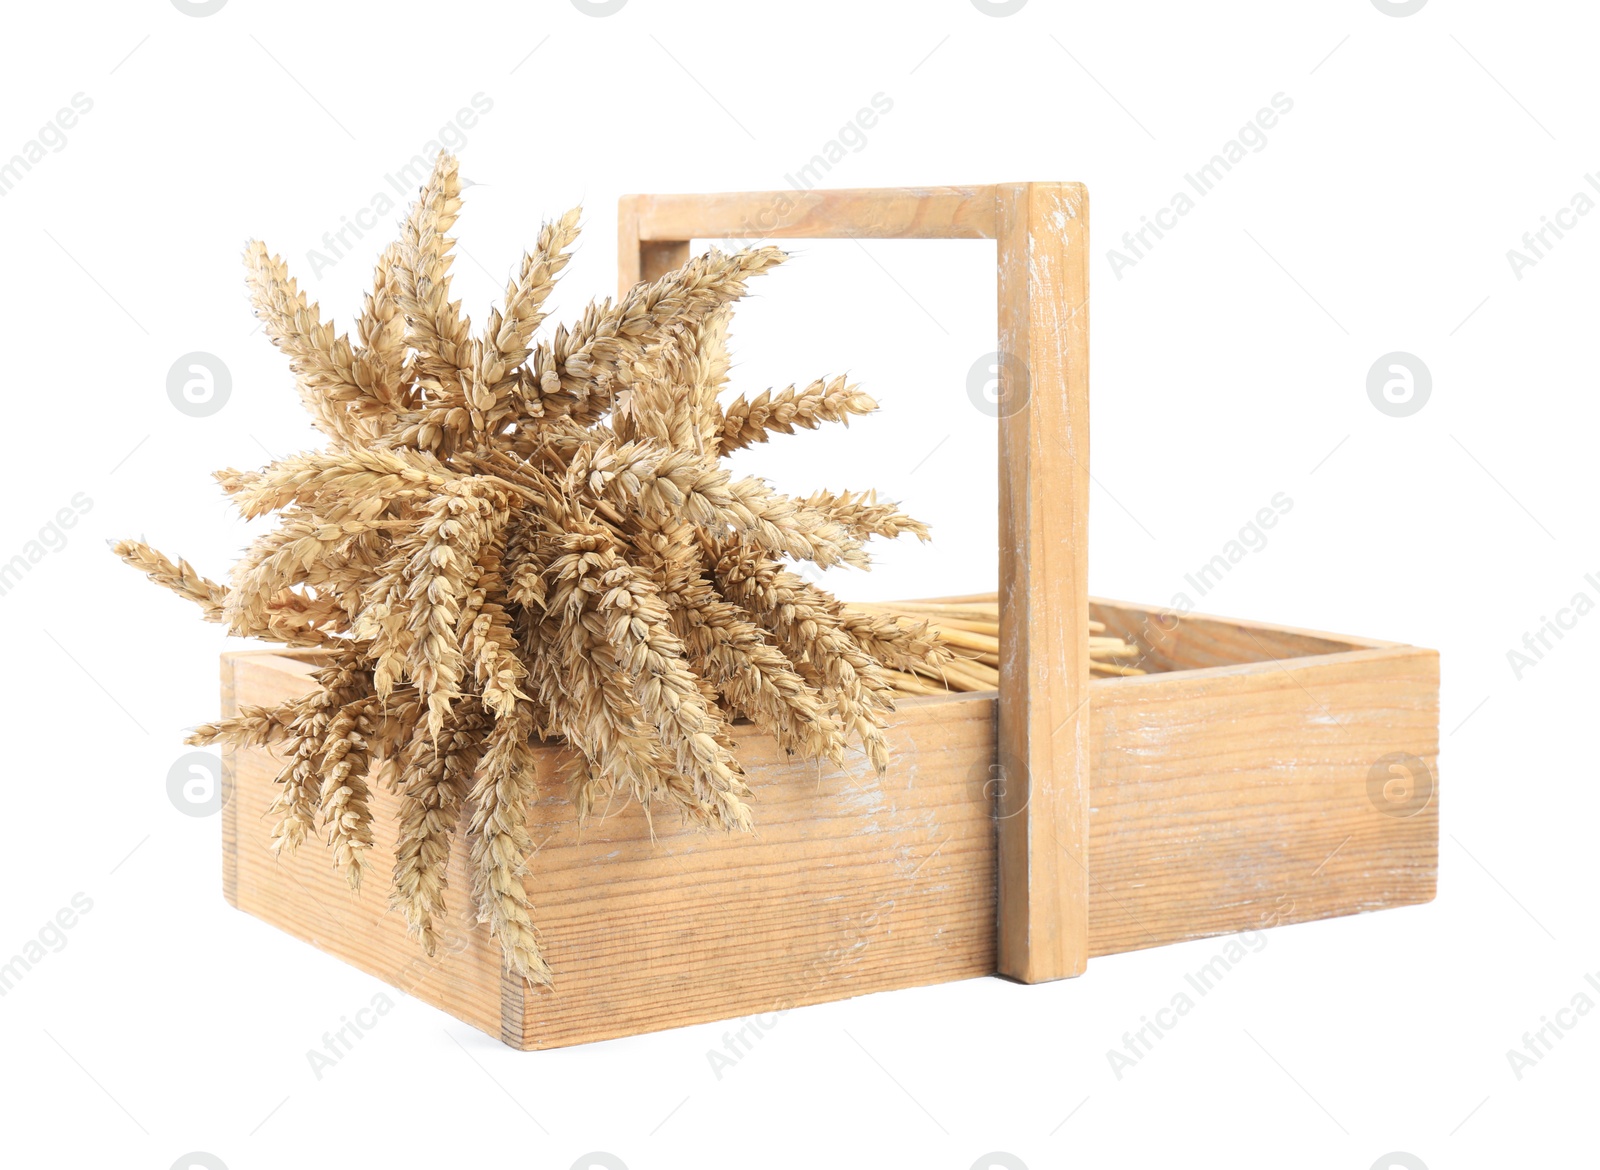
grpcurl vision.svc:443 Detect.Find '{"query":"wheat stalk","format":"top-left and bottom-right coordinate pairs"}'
top-left (851, 595), bottom-right (1149, 693)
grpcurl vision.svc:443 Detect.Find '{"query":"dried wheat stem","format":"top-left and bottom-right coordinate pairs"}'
top-left (392, 703), bottom-right (484, 954)
top-left (720, 376), bottom-right (877, 453)
top-left (467, 699), bottom-right (552, 985)
top-left (110, 539), bottom-right (227, 622)
top-left (319, 693), bottom-right (378, 889)
top-left (244, 242), bottom-right (365, 443)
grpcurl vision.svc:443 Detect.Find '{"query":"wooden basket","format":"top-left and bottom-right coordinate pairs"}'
top-left (220, 184), bottom-right (1439, 1049)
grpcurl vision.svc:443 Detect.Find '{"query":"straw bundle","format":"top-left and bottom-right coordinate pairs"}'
top-left (853, 596), bottom-right (1146, 695)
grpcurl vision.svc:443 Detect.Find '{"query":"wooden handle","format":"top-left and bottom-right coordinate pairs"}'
top-left (994, 183), bottom-right (1090, 981)
top-left (617, 183), bottom-right (1092, 981)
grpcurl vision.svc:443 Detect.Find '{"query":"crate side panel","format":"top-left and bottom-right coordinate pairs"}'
top-left (225, 656), bottom-right (1001, 1050)
top-left (515, 695), bottom-right (999, 1048)
top-left (227, 655), bottom-right (508, 1038)
top-left (1085, 647), bottom-right (1439, 956)
top-left (1090, 601), bottom-right (1372, 675)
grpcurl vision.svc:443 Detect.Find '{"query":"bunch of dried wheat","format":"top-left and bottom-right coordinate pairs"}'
top-left (114, 152), bottom-right (954, 985)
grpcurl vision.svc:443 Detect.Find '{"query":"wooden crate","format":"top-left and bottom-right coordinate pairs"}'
top-left (219, 185), bottom-right (1439, 1049)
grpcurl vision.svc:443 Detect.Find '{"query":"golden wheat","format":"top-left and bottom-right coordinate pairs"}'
top-left (115, 151), bottom-right (953, 984)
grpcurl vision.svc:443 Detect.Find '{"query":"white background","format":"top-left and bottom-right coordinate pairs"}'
top-left (0, 1), bottom-right (1593, 1167)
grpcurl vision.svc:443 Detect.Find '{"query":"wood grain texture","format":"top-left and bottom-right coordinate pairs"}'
top-left (509, 696), bottom-right (999, 1048)
top-left (1089, 598), bottom-right (1399, 674)
top-left (627, 186), bottom-right (998, 243)
top-left (994, 182), bottom-right (1092, 983)
top-left (1086, 643), bottom-right (1439, 955)
top-left (222, 602), bottom-right (1438, 1048)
